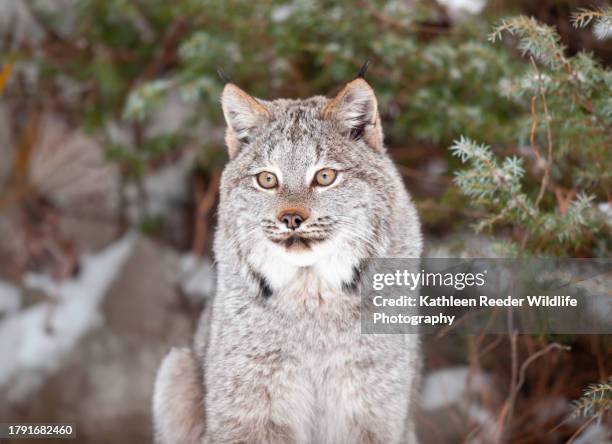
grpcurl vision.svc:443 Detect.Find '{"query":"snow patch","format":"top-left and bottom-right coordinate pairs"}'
top-left (179, 253), bottom-right (216, 303)
top-left (422, 366), bottom-right (497, 440)
top-left (271, 4), bottom-right (295, 22)
top-left (0, 281), bottom-right (21, 315)
top-left (438, 0), bottom-right (486, 16)
top-left (422, 366), bottom-right (491, 410)
top-left (0, 234), bottom-right (135, 402)
top-left (573, 422), bottom-right (612, 444)
top-left (598, 202), bottom-right (611, 218)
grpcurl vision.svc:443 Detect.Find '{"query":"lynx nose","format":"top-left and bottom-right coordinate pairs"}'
top-left (279, 211), bottom-right (308, 230)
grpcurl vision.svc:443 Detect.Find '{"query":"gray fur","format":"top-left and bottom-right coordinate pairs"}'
top-left (153, 79), bottom-right (422, 444)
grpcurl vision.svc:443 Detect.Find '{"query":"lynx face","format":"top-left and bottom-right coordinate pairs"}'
top-left (218, 79), bottom-right (395, 283)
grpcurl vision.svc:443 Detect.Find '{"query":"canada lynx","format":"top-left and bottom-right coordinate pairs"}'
top-left (153, 69), bottom-right (422, 444)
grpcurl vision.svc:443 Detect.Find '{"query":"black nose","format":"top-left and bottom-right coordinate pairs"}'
top-left (279, 213), bottom-right (305, 230)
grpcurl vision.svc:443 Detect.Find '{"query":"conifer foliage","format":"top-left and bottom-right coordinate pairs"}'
top-left (3, 2), bottom-right (609, 256)
top-left (451, 11), bottom-right (611, 256)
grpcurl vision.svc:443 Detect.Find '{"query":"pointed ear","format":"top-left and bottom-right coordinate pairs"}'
top-left (221, 84), bottom-right (270, 158)
top-left (321, 78), bottom-right (383, 150)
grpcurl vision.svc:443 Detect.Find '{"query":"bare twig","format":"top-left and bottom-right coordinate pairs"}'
top-left (505, 329), bottom-right (520, 433)
top-left (515, 343), bottom-right (570, 407)
top-left (530, 58), bottom-right (554, 209)
top-left (554, 187), bottom-right (577, 216)
top-left (0, 108), bottom-right (42, 211)
top-left (496, 340), bottom-right (571, 440)
top-left (0, 62), bottom-right (12, 95)
top-left (566, 415), bottom-right (597, 444)
top-left (529, 95), bottom-right (543, 166)
top-left (192, 170), bottom-right (220, 256)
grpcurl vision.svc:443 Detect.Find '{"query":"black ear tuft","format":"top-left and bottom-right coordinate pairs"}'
top-left (354, 60), bottom-right (370, 79)
top-left (349, 126), bottom-right (366, 141)
top-left (217, 67), bottom-right (231, 84)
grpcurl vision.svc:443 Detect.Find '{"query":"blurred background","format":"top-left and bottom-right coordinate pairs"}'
top-left (0, 1), bottom-right (610, 443)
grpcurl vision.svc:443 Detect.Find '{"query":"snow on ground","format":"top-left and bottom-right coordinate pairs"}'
top-left (422, 366), bottom-right (492, 410)
top-left (421, 366), bottom-right (497, 441)
top-left (0, 234), bottom-right (135, 402)
top-left (179, 253), bottom-right (216, 303)
top-left (0, 280), bottom-right (21, 315)
top-left (438, 0), bottom-right (486, 17)
top-left (573, 422), bottom-right (612, 444)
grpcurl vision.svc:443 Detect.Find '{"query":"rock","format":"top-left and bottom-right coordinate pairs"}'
top-left (178, 253), bottom-right (216, 304)
top-left (418, 366), bottom-right (501, 443)
top-left (0, 236), bottom-right (196, 443)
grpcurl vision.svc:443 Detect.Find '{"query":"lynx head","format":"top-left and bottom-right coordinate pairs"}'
top-left (217, 71), bottom-right (405, 289)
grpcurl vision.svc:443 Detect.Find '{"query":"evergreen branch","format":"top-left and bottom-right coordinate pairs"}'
top-left (570, 378), bottom-right (612, 419)
top-left (572, 7), bottom-right (612, 40)
top-left (489, 16), bottom-right (569, 70)
top-left (450, 137), bottom-right (536, 220)
top-left (572, 8), bottom-right (603, 28)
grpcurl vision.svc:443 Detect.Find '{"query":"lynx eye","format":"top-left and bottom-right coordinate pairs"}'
top-left (313, 168), bottom-right (337, 187)
top-left (256, 171), bottom-right (278, 189)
